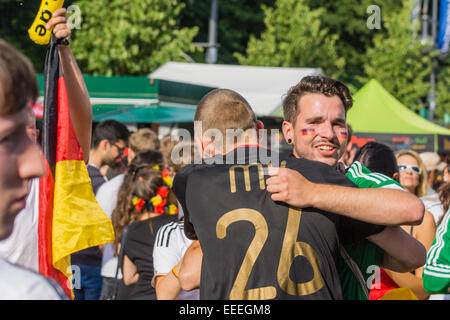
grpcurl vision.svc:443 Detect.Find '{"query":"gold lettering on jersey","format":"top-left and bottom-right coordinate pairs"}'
top-left (266, 160), bottom-right (286, 168)
top-left (216, 208), bottom-right (277, 300)
top-left (229, 163), bottom-right (265, 193)
top-left (277, 208), bottom-right (324, 295)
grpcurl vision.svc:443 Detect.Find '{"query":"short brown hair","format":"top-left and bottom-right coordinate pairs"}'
top-left (195, 89), bottom-right (257, 136)
top-left (283, 76), bottom-right (353, 125)
top-left (0, 39), bottom-right (38, 116)
top-left (129, 128), bottom-right (160, 154)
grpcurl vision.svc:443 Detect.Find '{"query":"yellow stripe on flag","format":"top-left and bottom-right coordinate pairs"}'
top-left (379, 288), bottom-right (420, 300)
top-left (52, 160), bottom-right (115, 277)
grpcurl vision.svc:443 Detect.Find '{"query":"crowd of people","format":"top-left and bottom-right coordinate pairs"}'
top-left (0, 9), bottom-right (449, 300)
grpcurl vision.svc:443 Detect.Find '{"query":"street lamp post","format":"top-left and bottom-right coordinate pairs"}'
top-left (206, 0), bottom-right (218, 64)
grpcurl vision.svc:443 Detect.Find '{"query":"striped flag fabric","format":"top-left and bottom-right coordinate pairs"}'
top-left (39, 36), bottom-right (115, 298)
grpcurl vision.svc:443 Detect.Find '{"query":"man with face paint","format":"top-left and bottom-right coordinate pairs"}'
top-left (268, 76), bottom-right (424, 226)
top-left (266, 76), bottom-right (426, 298)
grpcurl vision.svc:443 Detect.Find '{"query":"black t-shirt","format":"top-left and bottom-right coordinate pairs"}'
top-left (173, 146), bottom-right (384, 300)
top-left (122, 214), bottom-right (177, 300)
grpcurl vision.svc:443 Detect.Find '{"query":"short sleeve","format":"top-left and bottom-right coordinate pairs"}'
top-left (153, 222), bottom-right (184, 276)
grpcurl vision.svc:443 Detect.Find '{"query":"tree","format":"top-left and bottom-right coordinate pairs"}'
top-left (436, 59), bottom-right (450, 120)
top-left (359, 0), bottom-right (432, 112)
top-left (179, 0), bottom-right (275, 64)
top-left (234, 0), bottom-right (345, 79)
top-left (70, 0), bottom-right (201, 76)
top-left (303, 0), bottom-right (403, 86)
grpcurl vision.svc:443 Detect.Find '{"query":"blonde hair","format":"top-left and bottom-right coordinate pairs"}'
top-left (395, 149), bottom-right (428, 197)
top-left (129, 128), bottom-right (160, 153)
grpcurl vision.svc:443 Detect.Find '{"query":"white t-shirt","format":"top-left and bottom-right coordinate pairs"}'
top-left (152, 221), bottom-right (199, 300)
top-left (0, 179), bottom-right (39, 271)
top-left (0, 258), bottom-right (66, 300)
top-left (421, 193), bottom-right (446, 226)
top-left (95, 173), bottom-right (124, 278)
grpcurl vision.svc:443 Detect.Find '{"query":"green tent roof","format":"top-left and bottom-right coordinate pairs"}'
top-left (92, 104), bottom-right (196, 123)
top-left (347, 79), bottom-right (450, 135)
top-left (37, 75), bottom-right (197, 123)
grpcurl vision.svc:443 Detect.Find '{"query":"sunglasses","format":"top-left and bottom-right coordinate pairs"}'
top-left (398, 164), bottom-right (421, 174)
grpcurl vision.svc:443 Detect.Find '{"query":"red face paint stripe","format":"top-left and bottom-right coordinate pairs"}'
top-left (301, 129), bottom-right (316, 136)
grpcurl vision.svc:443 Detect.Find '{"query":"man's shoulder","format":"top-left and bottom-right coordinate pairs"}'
top-left (286, 156), bottom-right (356, 187)
top-left (0, 258), bottom-right (66, 300)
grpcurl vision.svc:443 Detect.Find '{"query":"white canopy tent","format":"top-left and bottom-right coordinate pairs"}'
top-left (149, 62), bottom-right (322, 117)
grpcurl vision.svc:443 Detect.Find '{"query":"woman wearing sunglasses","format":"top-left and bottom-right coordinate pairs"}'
top-left (375, 149), bottom-right (436, 299)
top-left (395, 149), bottom-right (428, 197)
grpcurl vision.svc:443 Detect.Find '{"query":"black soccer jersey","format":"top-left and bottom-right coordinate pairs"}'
top-left (173, 146), bottom-right (384, 300)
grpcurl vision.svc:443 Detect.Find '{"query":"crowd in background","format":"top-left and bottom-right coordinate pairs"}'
top-left (58, 117), bottom-right (450, 300)
top-left (0, 9), bottom-right (449, 301)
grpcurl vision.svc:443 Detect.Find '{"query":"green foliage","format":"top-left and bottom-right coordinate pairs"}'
top-left (2, 0), bottom-right (448, 121)
top-left (70, 0), bottom-right (201, 76)
top-left (179, 0), bottom-right (275, 64)
top-left (303, 0), bottom-right (403, 84)
top-left (234, 0), bottom-right (345, 78)
top-left (0, 0), bottom-right (75, 73)
top-left (359, 0), bottom-right (431, 112)
top-left (436, 58), bottom-right (450, 119)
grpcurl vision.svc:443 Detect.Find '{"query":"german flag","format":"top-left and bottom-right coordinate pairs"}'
top-left (39, 36), bottom-right (115, 299)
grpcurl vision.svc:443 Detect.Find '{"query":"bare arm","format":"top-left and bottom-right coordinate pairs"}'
top-left (266, 167), bottom-right (424, 226)
top-left (384, 270), bottom-right (430, 300)
top-left (122, 254), bottom-right (139, 286)
top-left (411, 211), bottom-right (437, 277)
top-left (48, 8), bottom-right (92, 163)
top-left (178, 241), bottom-right (202, 291)
top-left (381, 211), bottom-right (436, 300)
top-left (155, 262), bottom-right (182, 300)
top-left (367, 226), bottom-right (426, 273)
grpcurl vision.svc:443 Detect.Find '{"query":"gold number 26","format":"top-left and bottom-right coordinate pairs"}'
top-left (216, 208), bottom-right (324, 299)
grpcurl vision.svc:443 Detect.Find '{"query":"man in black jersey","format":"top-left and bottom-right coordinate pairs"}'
top-left (173, 89), bottom-right (386, 300)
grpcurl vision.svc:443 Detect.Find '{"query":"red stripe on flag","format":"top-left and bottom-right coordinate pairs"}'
top-left (56, 77), bottom-right (83, 162)
top-left (38, 155), bottom-right (72, 299)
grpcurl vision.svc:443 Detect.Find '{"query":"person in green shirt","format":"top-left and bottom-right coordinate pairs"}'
top-left (266, 77), bottom-right (427, 300)
top-left (341, 142), bottom-right (424, 300)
